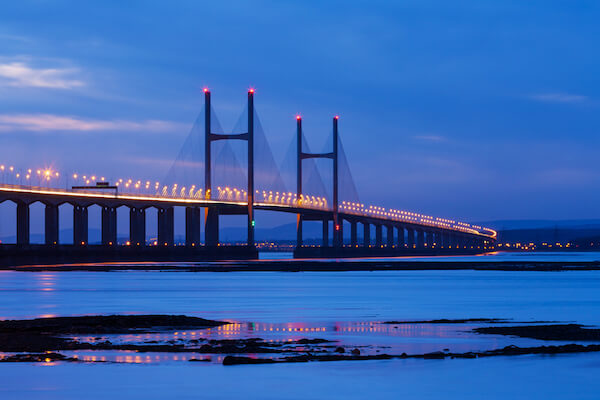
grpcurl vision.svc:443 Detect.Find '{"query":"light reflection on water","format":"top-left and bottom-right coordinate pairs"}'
top-left (45, 320), bottom-right (589, 364)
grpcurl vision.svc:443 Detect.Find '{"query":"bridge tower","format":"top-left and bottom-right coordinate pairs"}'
top-left (296, 116), bottom-right (340, 249)
top-left (203, 89), bottom-right (255, 247)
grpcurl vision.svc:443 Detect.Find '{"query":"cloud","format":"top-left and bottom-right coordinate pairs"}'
top-left (0, 34), bottom-right (32, 43)
top-left (413, 135), bottom-right (446, 142)
top-left (529, 93), bottom-right (587, 104)
top-left (0, 114), bottom-right (188, 133)
top-left (0, 61), bottom-right (84, 89)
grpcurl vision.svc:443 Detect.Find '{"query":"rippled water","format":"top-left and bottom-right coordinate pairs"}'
top-left (0, 252), bottom-right (599, 399)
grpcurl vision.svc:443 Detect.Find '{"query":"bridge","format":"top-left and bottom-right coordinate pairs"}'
top-left (0, 90), bottom-right (496, 265)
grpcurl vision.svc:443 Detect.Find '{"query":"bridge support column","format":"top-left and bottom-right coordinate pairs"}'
top-left (336, 219), bottom-right (343, 247)
top-left (375, 225), bottom-right (382, 247)
top-left (101, 206), bottom-right (117, 245)
top-left (205, 207), bottom-right (219, 246)
top-left (426, 231), bottom-right (434, 248)
top-left (449, 235), bottom-right (457, 249)
top-left (350, 221), bottom-right (357, 247)
top-left (436, 231), bottom-right (442, 248)
top-left (397, 226), bottom-right (405, 248)
top-left (416, 229), bottom-right (425, 248)
top-left (441, 232), bottom-right (448, 248)
top-left (73, 205), bottom-right (88, 245)
top-left (16, 202), bottom-right (29, 246)
top-left (406, 228), bottom-right (415, 248)
top-left (158, 207), bottom-right (174, 246)
top-left (44, 204), bottom-right (59, 245)
top-left (129, 207), bottom-right (145, 246)
top-left (322, 219), bottom-right (329, 247)
top-left (362, 222), bottom-right (370, 247)
top-left (296, 214), bottom-right (303, 247)
top-left (386, 225), bottom-right (394, 248)
top-left (185, 207), bottom-right (201, 247)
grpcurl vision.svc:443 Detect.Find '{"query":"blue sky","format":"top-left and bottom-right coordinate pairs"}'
top-left (0, 0), bottom-right (599, 221)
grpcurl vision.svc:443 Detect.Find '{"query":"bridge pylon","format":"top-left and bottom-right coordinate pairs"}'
top-left (296, 115), bottom-right (340, 249)
top-left (203, 89), bottom-right (255, 247)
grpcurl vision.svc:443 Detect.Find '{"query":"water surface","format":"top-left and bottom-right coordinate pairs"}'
top-left (0, 253), bottom-right (598, 399)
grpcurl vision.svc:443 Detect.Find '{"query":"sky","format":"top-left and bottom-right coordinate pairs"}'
top-left (0, 0), bottom-right (599, 223)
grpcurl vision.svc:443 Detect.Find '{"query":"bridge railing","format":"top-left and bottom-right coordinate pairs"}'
top-left (339, 202), bottom-right (497, 239)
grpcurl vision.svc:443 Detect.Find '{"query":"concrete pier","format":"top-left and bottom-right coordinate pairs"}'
top-left (350, 221), bottom-right (357, 247)
top-left (129, 207), bottom-right (145, 246)
top-left (322, 219), bottom-right (329, 247)
top-left (73, 205), bottom-right (88, 245)
top-left (204, 207), bottom-right (219, 246)
top-left (185, 206), bottom-right (201, 247)
top-left (363, 222), bottom-right (370, 247)
top-left (101, 206), bottom-right (117, 245)
top-left (44, 204), bottom-right (59, 245)
top-left (16, 202), bottom-right (29, 245)
top-left (158, 207), bottom-right (174, 246)
top-left (397, 226), bottom-right (405, 248)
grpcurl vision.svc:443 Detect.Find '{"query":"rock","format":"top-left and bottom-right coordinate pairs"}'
top-left (423, 351), bottom-right (446, 359)
top-left (222, 356), bottom-right (277, 365)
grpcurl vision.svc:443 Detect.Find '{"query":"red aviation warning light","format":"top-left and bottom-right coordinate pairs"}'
top-left (296, 115), bottom-right (301, 120)
top-left (334, 115), bottom-right (339, 120)
top-left (203, 87), bottom-right (209, 93)
top-left (248, 88), bottom-right (255, 94)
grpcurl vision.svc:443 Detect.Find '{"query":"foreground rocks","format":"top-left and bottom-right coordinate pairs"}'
top-left (2, 315), bottom-right (600, 365)
top-left (0, 314), bottom-right (226, 335)
top-left (221, 344), bottom-right (600, 365)
top-left (0, 315), bottom-right (227, 353)
top-left (473, 324), bottom-right (600, 341)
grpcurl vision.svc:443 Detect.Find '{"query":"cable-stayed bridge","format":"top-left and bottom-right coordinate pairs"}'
top-left (0, 90), bottom-right (495, 264)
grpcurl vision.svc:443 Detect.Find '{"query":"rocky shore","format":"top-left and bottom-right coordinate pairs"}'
top-left (1, 315), bottom-right (600, 365)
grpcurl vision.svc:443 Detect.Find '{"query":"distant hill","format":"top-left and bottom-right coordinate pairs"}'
top-left (476, 219), bottom-right (600, 231)
top-left (476, 220), bottom-right (600, 244)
